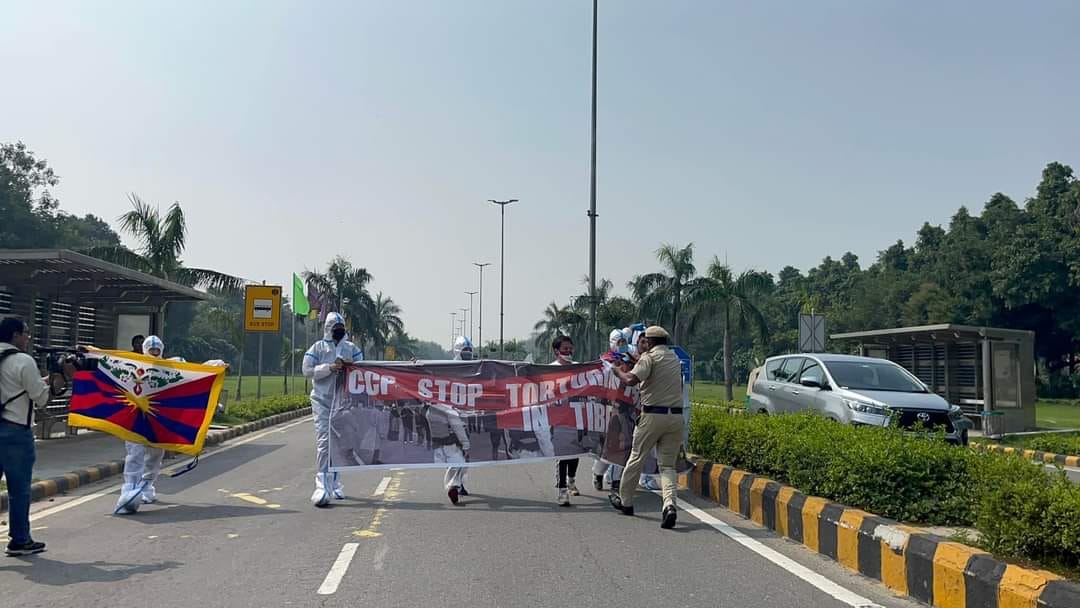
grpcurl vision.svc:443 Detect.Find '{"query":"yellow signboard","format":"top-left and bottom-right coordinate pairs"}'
top-left (383, 346), bottom-right (397, 361)
top-left (244, 285), bottom-right (282, 332)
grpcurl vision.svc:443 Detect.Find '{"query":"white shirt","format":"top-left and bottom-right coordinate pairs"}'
top-left (0, 342), bottom-right (50, 427)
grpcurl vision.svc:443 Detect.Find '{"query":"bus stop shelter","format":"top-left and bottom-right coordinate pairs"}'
top-left (831, 324), bottom-right (1036, 433)
top-left (0, 249), bottom-right (206, 436)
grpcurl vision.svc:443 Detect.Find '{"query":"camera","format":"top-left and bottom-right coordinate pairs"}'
top-left (38, 347), bottom-right (98, 396)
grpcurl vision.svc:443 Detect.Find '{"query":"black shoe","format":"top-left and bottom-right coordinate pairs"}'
top-left (593, 475), bottom-right (604, 491)
top-left (6, 541), bottom-right (46, 557)
top-left (448, 487), bottom-right (460, 505)
top-left (609, 494), bottom-right (634, 516)
top-left (661, 505), bottom-right (677, 529)
top-left (458, 486), bottom-right (469, 496)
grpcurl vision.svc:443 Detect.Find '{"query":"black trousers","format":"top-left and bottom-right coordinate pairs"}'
top-left (557, 458), bottom-right (579, 488)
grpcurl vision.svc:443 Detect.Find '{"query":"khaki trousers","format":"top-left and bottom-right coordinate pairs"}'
top-left (619, 412), bottom-right (683, 509)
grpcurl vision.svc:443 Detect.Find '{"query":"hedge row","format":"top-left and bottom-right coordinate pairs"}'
top-left (1026, 432), bottom-right (1080, 457)
top-left (215, 395), bottom-right (310, 424)
top-left (690, 405), bottom-right (1080, 573)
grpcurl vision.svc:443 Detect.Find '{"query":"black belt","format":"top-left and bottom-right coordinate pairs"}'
top-left (643, 406), bottom-right (683, 415)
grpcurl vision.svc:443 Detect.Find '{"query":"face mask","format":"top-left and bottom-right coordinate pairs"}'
top-left (331, 328), bottom-right (346, 341)
top-left (617, 344), bottom-right (629, 353)
top-left (557, 352), bottom-right (574, 362)
top-left (459, 350), bottom-right (474, 361)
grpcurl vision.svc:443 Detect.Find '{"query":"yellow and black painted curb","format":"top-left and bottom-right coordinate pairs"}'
top-left (970, 441), bottom-right (1080, 468)
top-left (686, 458), bottom-right (1080, 608)
top-left (1, 406), bottom-right (312, 513)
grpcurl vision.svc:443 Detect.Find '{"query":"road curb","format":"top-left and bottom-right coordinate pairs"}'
top-left (1, 406), bottom-right (312, 513)
top-left (685, 457), bottom-right (1080, 608)
top-left (970, 441), bottom-right (1080, 467)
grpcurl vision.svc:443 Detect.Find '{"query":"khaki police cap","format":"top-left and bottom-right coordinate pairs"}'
top-left (644, 325), bottom-right (670, 339)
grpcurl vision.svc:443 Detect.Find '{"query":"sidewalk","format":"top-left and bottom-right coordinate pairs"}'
top-left (1, 408), bottom-right (313, 512)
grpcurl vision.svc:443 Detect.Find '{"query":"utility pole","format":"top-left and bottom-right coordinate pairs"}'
top-left (489, 199), bottom-right (519, 359)
top-left (586, 0), bottom-right (600, 359)
top-left (473, 262), bottom-right (490, 357)
top-left (465, 291), bottom-right (477, 344)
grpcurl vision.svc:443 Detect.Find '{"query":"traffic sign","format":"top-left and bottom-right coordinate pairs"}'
top-left (798, 314), bottom-right (826, 353)
top-left (245, 285), bottom-right (282, 332)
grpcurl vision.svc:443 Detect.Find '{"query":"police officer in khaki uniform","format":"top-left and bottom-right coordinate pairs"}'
top-left (608, 325), bottom-right (684, 529)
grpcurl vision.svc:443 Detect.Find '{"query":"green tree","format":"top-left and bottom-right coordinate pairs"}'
top-left (371, 292), bottom-right (404, 358)
top-left (88, 194), bottom-right (243, 290)
top-left (689, 259), bottom-right (771, 400)
top-left (629, 243), bottom-right (697, 343)
top-left (303, 256), bottom-right (376, 346)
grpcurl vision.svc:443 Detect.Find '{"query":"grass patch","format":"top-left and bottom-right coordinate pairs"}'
top-left (221, 375), bottom-right (309, 402)
top-left (1035, 399), bottom-right (1080, 429)
top-left (690, 381), bottom-right (747, 405)
top-left (213, 394), bottom-right (310, 426)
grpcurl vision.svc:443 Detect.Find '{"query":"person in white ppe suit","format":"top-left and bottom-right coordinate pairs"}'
top-left (594, 328), bottom-right (630, 492)
top-left (431, 335), bottom-right (474, 505)
top-left (303, 312), bottom-right (364, 507)
top-left (114, 336), bottom-right (227, 514)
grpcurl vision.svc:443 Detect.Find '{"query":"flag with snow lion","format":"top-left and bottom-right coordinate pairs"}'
top-left (68, 350), bottom-right (227, 456)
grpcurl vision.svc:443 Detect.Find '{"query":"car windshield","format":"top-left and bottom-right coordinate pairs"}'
top-left (825, 361), bottom-right (927, 393)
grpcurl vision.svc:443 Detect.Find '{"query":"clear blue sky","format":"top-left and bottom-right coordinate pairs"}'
top-left (3, 1), bottom-right (1077, 347)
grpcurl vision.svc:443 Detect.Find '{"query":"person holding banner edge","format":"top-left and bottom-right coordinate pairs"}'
top-left (303, 312), bottom-right (363, 507)
top-left (551, 335), bottom-right (581, 506)
top-left (608, 325), bottom-right (683, 530)
top-left (434, 335), bottom-right (474, 505)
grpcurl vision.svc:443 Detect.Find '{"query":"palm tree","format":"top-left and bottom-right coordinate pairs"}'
top-left (87, 194), bottom-right (243, 290)
top-left (385, 330), bottom-right (421, 360)
top-left (303, 256), bottom-right (376, 343)
top-left (628, 243), bottom-right (697, 342)
top-left (533, 301), bottom-right (583, 356)
top-left (689, 258), bottom-right (771, 401)
top-left (371, 292), bottom-right (404, 358)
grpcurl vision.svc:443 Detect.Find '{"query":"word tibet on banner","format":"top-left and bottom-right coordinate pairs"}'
top-left (327, 360), bottom-right (639, 471)
top-left (68, 350), bottom-right (227, 456)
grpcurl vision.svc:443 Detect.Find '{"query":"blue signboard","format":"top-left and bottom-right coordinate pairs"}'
top-left (672, 345), bottom-right (693, 384)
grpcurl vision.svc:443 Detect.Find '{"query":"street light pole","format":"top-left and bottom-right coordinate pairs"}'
top-left (473, 262), bottom-right (490, 357)
top-left (465, 291), bottom-right (477, 344)
top-left (460, 307), bottom-right (468, 340)
top-left (587, 0), bottom-right (599, 360)
top-left (450, 312), bottom-right (457, 350)
top-left (488, 199), bottom-right (519, 359)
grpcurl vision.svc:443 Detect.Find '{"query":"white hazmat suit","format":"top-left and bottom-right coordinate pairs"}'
top-left (302, 312), bottom-right (364, 507)
top-left (433, 336), bottom-right (474, 504)
top-left (114, 336), bottom-right (227, 514)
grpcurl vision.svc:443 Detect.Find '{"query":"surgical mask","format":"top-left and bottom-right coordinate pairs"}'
top-left (331, 328), bottom-right (346, 341)
top-left (557, 352), bottom-right (574, 362)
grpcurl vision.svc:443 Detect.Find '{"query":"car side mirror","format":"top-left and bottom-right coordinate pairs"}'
top-left (800, 379), bottom-right (822, 389)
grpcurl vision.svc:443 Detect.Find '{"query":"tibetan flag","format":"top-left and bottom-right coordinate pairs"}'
top-left (292, 273), bottom-right (310, 317)
top-left (68, 350), bottom-right (226, 456)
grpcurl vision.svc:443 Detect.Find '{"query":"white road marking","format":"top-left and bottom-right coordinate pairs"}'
top-left (677, 500), bottom-right (884, 608)
top-left (0, 418), bottom-right (309, 534)
top-left (372, 476), bottom-right (393, 496)
top-left (317, 543), bottom-right (359, 595)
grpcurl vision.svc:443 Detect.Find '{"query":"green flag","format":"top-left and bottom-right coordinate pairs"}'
top-left (292, 273), bottom-right (310, 317)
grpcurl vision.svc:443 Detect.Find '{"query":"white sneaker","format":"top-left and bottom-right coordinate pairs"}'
top-left (140, 485), bottom-right (158, 504)
top-left (557, 488), bottom-right (570, 506)
top-left (568, 478), bottom-right (580, 496)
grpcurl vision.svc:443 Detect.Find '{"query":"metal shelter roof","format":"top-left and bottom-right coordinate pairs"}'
top-left (0, 249), bottom-right (206, 306)
top-left (831, 324), bottom-right (1034, 343)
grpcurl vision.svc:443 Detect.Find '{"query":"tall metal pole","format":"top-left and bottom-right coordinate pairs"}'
top-left (450, 312), bottom-right (457, 349)
top-left (473, 262), bottom-right (490, 357)
top-left (465, 291), bottom-right (477, 344)
top-left (587, 0), bottom-right (599, 360)
top-left (489, 199), bottom-right (518, 359)
top-left (460, 307), bottom-right (468, 339)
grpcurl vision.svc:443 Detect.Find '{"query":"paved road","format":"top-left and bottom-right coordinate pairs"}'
top-left (2, 418), bottom-right (923, 608)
